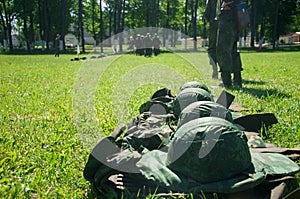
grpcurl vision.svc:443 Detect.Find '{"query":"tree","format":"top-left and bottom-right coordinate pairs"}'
top-left (14, 0), bottom-right (35, 50)
top-left (78, 0), bottom-right (85, 52)
top-left (100, 0), bottom-right (104, 53)
top-left (192, 0), bottom-right (199, 50)
top-left (0, 0), bottom-right (15, 51)
top-left (250, 0), bottom-right (299, 49)
top-left (1, 0), bottom-right (299, 53)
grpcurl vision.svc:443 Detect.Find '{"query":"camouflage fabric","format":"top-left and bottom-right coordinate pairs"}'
top-left (167, 117), bottom-right (252, 183)
top-left (215, 9), bottom-right (242, 73)
top-left (251, 152), bottom-right (299, 177)
top-left (83, 84), bottom-right (299, 197)
top-left (205, 0), bottom-right (219, 78)
top-left (179, 81), bottom-right (211, 93)
top-left (139, 88), bottom-right (174, 115)
top-left (247, 135), bottom-right (266, 148)
top-left (177, 101), bottom-right (233, 128)
top-left (173, 87), bottom-right (212, 118)
top-left (121, 112), bottom-right (173, 151)
top-left (136, 117), bottom-right (299, 194)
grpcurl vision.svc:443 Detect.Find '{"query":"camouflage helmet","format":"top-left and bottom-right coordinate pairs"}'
top-left (173, 88), bottom-right (212, 118)
top-left (136, 117), bottom-right (300, 193)
top-left (166, 117), bottom-right (300, 186)
top-left (167, 117), bottom-right (252, 183)
top-left (179, 81), bottom-right (211, 93)
top-left (177, 101), bottom-right (233, 128)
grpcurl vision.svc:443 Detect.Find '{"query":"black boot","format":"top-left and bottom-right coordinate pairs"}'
top-left (221, 72), bottom-right (232, 88)
top-left (233, 71), bottom-right (242, 88)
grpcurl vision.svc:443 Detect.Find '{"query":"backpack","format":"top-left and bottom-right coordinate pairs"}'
top-left (235, 2), bottom-right (250, 31)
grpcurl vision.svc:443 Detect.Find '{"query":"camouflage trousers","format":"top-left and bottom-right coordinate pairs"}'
top-left (216, 11), bottom-right (242, 73)
top-left (208, 19), bottom-right (219, 78)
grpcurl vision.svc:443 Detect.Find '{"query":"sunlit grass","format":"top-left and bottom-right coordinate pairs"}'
top-left (0, 50), bottom-right (299, 198)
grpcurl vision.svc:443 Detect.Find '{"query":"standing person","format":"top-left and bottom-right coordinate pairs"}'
top-left (140, 35), bottom-right (146, 56)
top-left (55, 34), bottom-right (61, 57)
top-left (135, 34), bottom-right (141, 55)
top-left (127, 36), bottom-right (135, 54)
top-left (215, 0), bottom-right (243, 88)
top-left (204, 0), bottom-right (219, 79)
top-left (144, 33), bottom-right (153, 57)
top-left (152, 33), bottom-right (162, 56)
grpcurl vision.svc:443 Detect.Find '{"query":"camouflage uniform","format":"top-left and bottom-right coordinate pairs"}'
top-left (84, 83), bottom-right (300, 198)
top-left (152, 34), bottom-right (162, 56)
top-left (216, 0), bottom-right (243, 88)
top-left (55, 34), bottom-right (61, 57)
top-left (134, 35), bottom-right (142, 56)
top-left (144, 33), bottom-right (153, 57)
top-left (205, 0), bottom-right (219, 79)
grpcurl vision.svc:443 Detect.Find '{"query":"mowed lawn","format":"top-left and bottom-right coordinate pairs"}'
top-left (0, 50), bottom-right (299, 198)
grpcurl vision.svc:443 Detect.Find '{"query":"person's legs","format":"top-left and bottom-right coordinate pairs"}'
top-left (232, 45), bottom-right (243, 87)
top-left (208, 20), bottom-right (218, 79)
top-left (216, 16), bottom-right (235, 87)
top-left (210, 55), bottom-right (219, 79)
top-left (233, 71), bottom-right (242, 87)
top-left (221, 71), bottom-right (232, 88)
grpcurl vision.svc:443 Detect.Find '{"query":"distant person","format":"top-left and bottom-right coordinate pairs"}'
top-left (215, 0), bottom-right (243, 88)
top-left (128, 36), bottom-right (134, 50)
top-left (204, 0), bottom-right (219, 79)
top-left (152, 33), bottom-right (162, 56)
top-left (140, 35), bottom-right (145, 56)
top-left (135, 35), bottom-right (145, 56)
top-left (113, 36), bottom-right (118, 54)
top-left (144, 33), bottom-right (153, 57)
top-left (55, 34), bottom-right (61, 57)
top-left (134, 34), bottom-right (141, 55)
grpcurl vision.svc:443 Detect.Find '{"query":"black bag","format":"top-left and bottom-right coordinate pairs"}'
top-left (235, 2), bottom-right (250, 30)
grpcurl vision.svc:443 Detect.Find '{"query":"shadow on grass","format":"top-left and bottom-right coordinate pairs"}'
top-left (230, 78), bottom-right (291, 99)
top-left (239, 44), bottom-right (300, 53)
top-left (233, 86), bottom-right (291, 99)
top-left (242, 79), bottom-right (266, 86)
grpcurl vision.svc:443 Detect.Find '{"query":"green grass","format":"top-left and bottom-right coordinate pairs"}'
top-left (0, 50), bottom-right (299, 198)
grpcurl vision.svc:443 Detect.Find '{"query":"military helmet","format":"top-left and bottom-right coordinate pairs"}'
top-left (136, 117), bottom-right (299, 193)
top-left (173, 87), bottom-right (212, 118)
top-left (179, 81), bottom-right (211, 93)
top-left (167, 117), bottom-right (252, 183)
top-left (177, 101), bottom-right (233, 128)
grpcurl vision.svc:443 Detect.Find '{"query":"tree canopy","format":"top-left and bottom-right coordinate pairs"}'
top-left (0, 0), bottom-right (299, 51)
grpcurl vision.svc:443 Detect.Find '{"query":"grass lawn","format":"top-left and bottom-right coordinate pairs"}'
top-left (0, 50), bottom-right (299, 198)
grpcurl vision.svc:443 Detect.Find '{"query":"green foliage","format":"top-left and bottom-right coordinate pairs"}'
top-left (0, 50), bottom-right (299, 198)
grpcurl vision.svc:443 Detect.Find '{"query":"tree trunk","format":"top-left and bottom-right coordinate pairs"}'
top-left (250, 0), bottom-right (257, 48)
top-left (29, 14), bottom-right (35, 50)
top-left (108, 6), bottom-right (112, 46)
top-left (38, 0), bottom-right (45, 50)
top-left (1, 0), bottom-right (13, 51)
top-left (272, 0), bottom-right (280, 50)
top-left (92, 0), bottom-right (96, 44)
top-left (0, 5), bottom-right (8, 51)
top-left (118, 0), bottom-right (123, 52)
top-left (43, 0), bottom-right (50, 50)
top-left (24, 18), bottom-right (30, 51)
top-left (7, 18), bottom-right (13, 51)
top-left (153, 0), bottom-right (157, 27)
top-left (192, 0), bottom-right (199, 51)
top-left (113, 1), bottom-right (117, 35)
top-left (184, 0), bottom-right (188, 50)
top-left (164, 0), bottom-right (170, 47)
top-left (79, 0), bottom-right (85, 52)
top-left (100, 0), bottom-right (104, 53)
top-left (60, 0), bottom-right (66, 51)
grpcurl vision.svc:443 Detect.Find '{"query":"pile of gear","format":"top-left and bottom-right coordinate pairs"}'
top-left (84, 82), bottom-right (300, 199)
